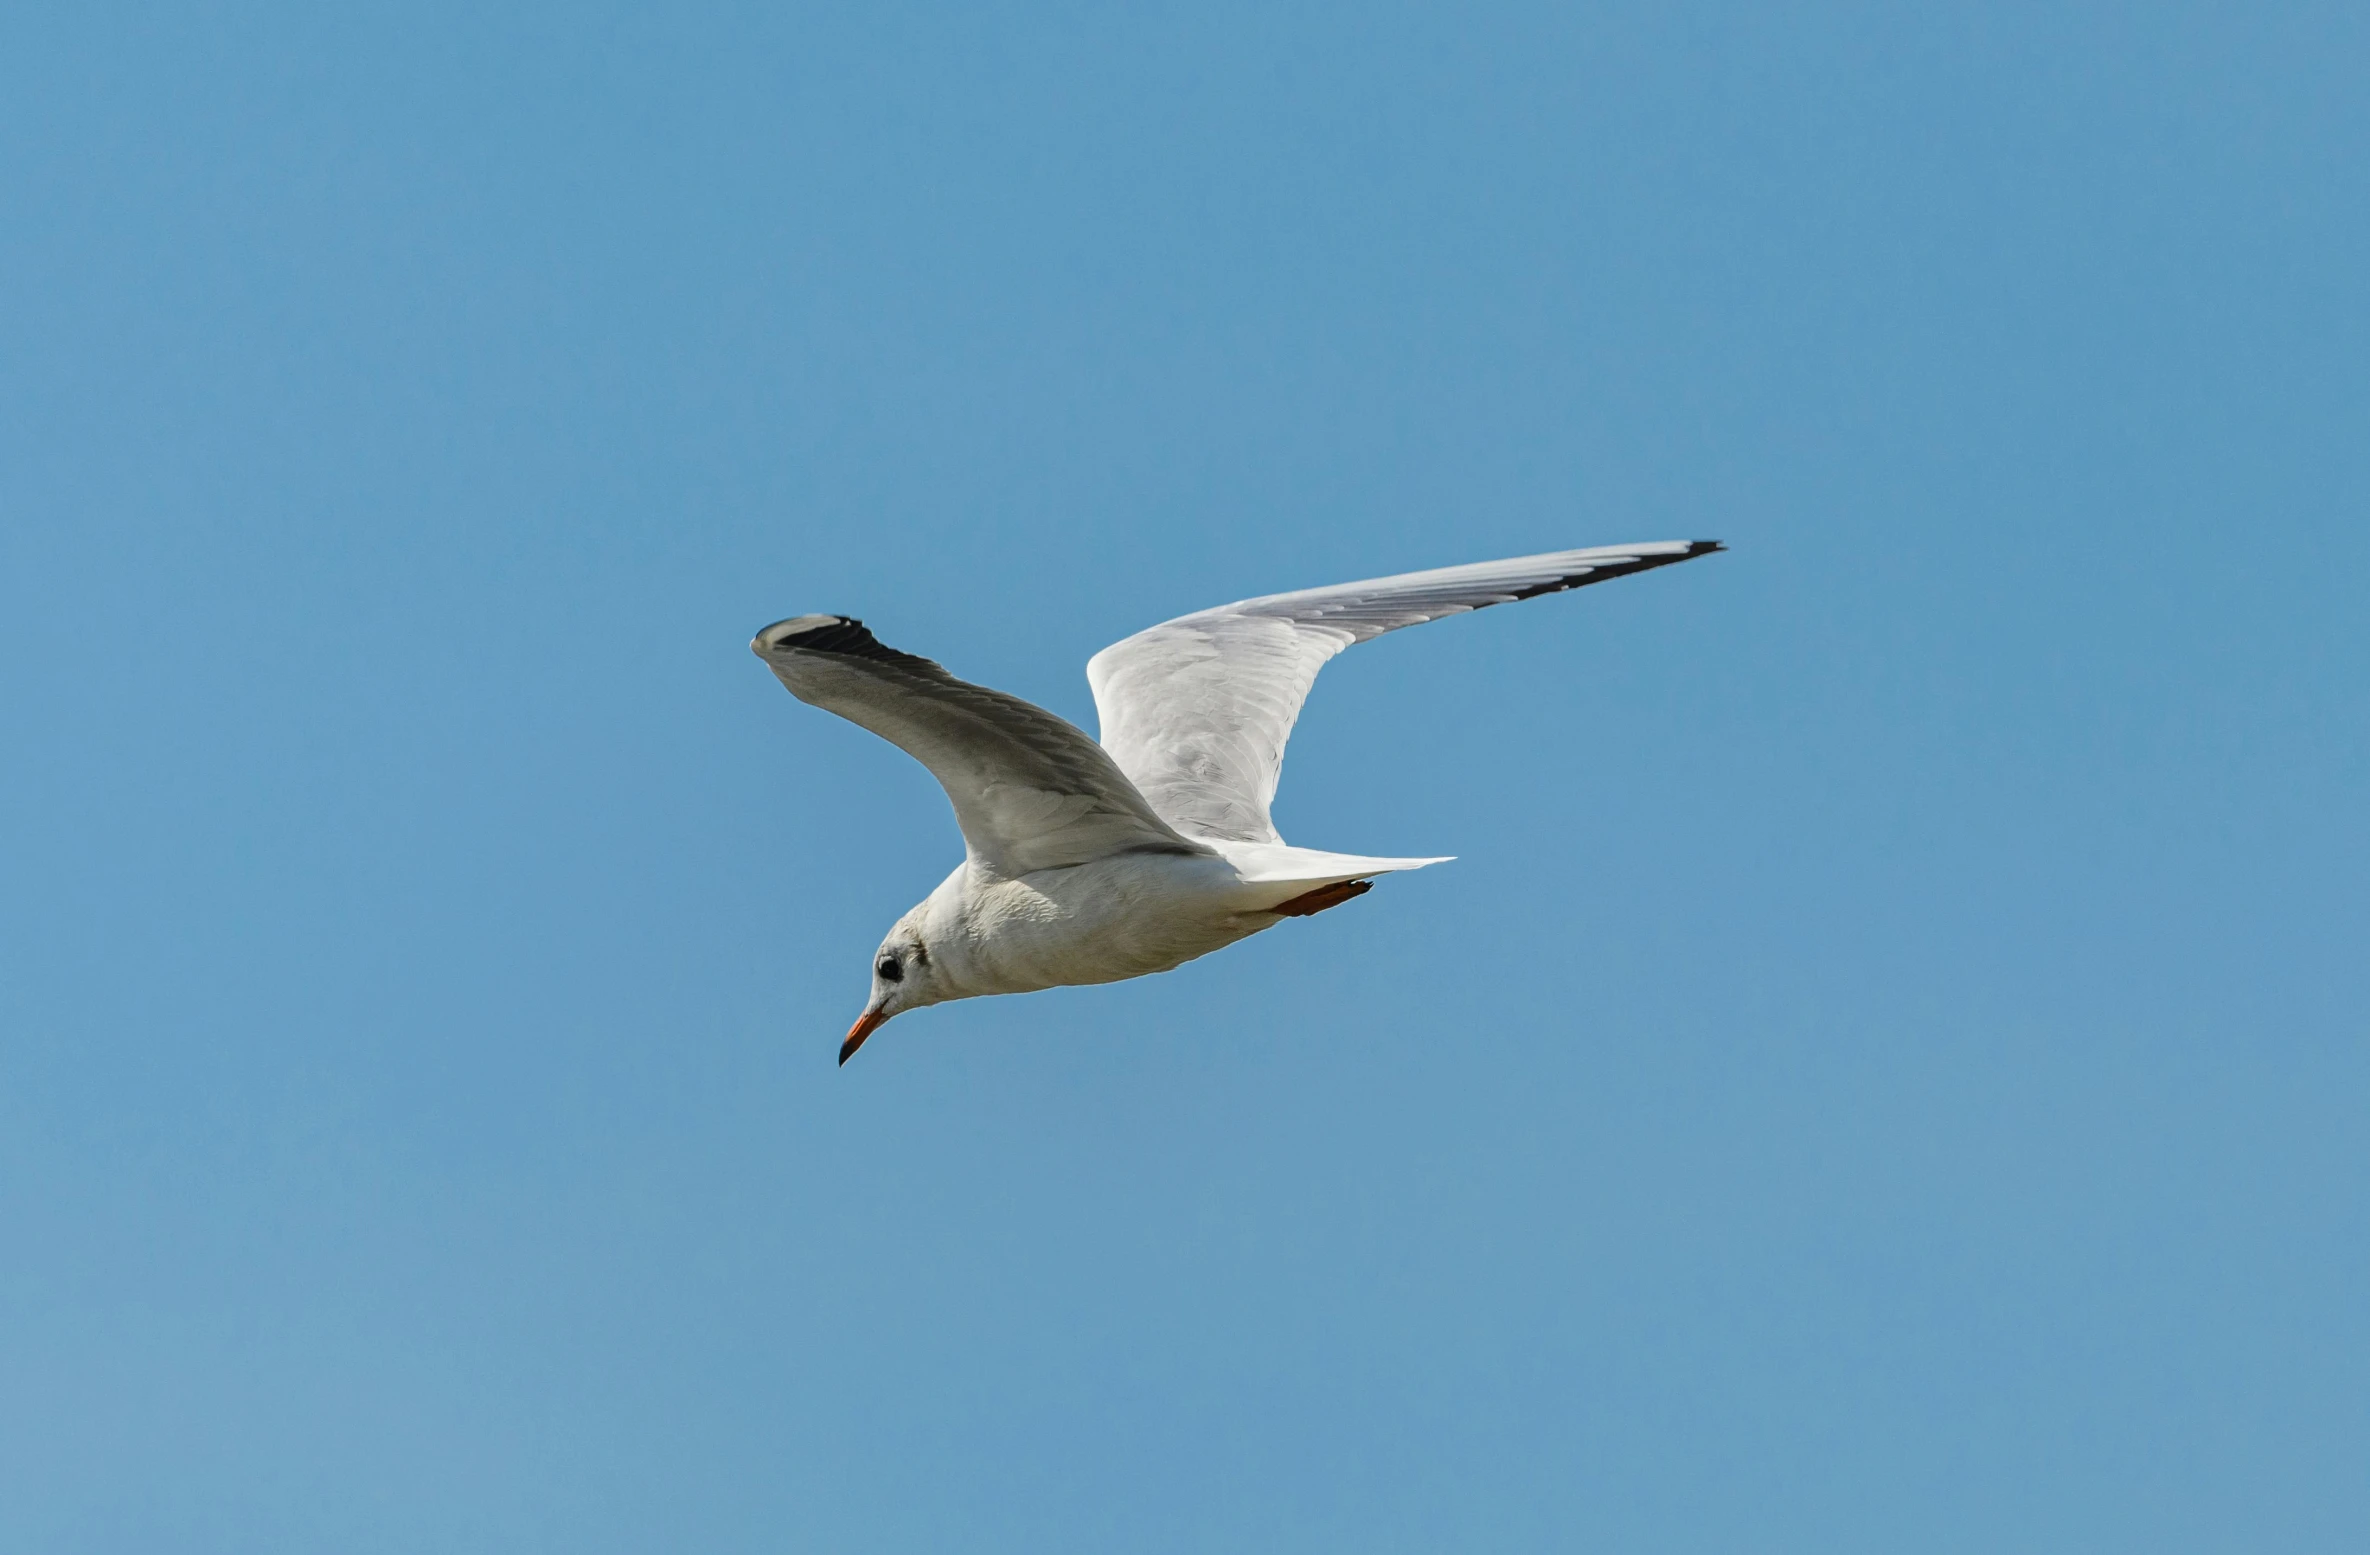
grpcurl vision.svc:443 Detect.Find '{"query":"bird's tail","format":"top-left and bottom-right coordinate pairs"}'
top-left (1214, 841), bottom-right (1452, 910)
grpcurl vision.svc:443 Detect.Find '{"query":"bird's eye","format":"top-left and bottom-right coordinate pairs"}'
top-left (875, 955), bottom-right (903, 983)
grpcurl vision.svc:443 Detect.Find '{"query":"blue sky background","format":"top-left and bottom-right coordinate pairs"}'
top-left (3, 3), bottom-right (2365, 1549)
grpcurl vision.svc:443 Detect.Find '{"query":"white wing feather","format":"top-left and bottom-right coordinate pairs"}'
top-left (1086, 542), bottom-right (1721, 845)
top-left (756, 615), bottom-right (1210, 877)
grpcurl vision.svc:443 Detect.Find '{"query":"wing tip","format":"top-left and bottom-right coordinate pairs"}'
top-left (751, 614), bottom-right (853, 656)
top-left (1505, 539), bottom-right (1725, 602)
top-left (752, 615), bottom-right (942, 673)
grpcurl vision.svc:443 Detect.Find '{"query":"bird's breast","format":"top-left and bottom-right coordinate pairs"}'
top-left (941, 852), bottom-right (1266, 995)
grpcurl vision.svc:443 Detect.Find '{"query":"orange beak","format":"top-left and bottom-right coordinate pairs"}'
top-left (840, 1007), bottom-right (890, 1066)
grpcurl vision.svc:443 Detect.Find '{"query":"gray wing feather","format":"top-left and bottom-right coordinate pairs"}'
top-left (756, 615), bottom-right (1210, 877)
top-left (1086, 542), bottom-right (1722, 844)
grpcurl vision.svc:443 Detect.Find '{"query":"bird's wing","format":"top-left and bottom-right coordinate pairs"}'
top-left (756, 615), bottom-right (1212, 877)
top-left (1086, 541), bottom-right (1722, 844)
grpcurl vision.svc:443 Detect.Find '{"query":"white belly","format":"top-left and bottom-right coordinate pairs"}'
top-left (931, 852), bottom-right (1275, 997)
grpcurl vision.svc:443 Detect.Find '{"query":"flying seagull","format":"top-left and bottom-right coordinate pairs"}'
top-left (754, 540), bottom-right (1722, 1063)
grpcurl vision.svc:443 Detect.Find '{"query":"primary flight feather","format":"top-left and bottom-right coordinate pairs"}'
top-left (754, 540), bottom-right (1722, 1063)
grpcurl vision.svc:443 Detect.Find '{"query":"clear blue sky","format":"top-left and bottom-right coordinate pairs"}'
top-left (3, 4), bottom-right (2364, 1550)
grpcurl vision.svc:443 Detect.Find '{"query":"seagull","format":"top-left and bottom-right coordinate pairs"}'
top-left (754, 540), bottom-right (1722, 1063)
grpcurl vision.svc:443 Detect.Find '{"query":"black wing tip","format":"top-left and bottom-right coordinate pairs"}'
top-left (1506, 540), bottom-right (1726, 601)
top-left (752, 615), bottom-right (940, 672)
top-left (1610, 538), bottom-right (1725, 579)
top-left (754, 613), bottom-right (862, 653)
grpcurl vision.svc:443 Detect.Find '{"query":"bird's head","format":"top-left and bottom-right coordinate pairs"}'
top-left (839, 909), bottom-right (945, 1065)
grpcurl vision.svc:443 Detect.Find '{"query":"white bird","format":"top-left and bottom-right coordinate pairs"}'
top-left (754, 541), bottom-right (1722, 1063)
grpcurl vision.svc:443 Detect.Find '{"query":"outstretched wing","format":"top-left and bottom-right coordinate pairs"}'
top-left (1085, 541), bottom-right (1722, 844)
top-left (756, 615), bottom-right (1211, 877)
